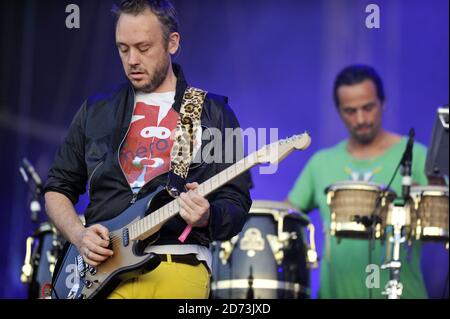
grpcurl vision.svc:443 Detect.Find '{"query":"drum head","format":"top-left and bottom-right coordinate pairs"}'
top-left (325, 180), bottom-right (384, 193)
top-left (250, 200), bottom-right (310, 226)
top-left (410, 185), bottom-right (449, 197)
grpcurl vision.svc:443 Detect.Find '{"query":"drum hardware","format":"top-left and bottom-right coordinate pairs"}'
top-left (306, 224), bottom-right (318, 269)
top-left (411, 194), bottom-right (422, 241)
top-left (21, 236), bottom-right (35, 283)
top-left (267, 234), bottom-right (288, 265)
top-left (21, 222), bottom-right (66, 298)
top-left (218, 235), bottom-right (239, 265)
top-left (211, 200), bottom-right (311, 299)
top-left (381, 200), bottom-right (411, 299)
top-left (48, 230), bottom-right (64, 275)
top-left (380, 128), bottom-right (415, 299)
top-left (246, 266), bottom-right (254, 299)
top-left (266, 212), bottom-right (299, 265)
top-left (240, 228), bottom-right (265, 257)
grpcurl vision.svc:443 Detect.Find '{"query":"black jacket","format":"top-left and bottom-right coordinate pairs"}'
top-left (44, 64), bottom-right (253, 246)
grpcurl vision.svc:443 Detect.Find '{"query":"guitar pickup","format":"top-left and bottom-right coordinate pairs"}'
top-left (123, 228), bottom-right (129, 247)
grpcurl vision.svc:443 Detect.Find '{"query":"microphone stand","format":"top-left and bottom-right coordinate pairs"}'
top-left (21, 158), bottom-right (44, 224)
top-left (381, 129), bottom-right (415, 299)
top-left (30, 186), bottom-right (42, 224)
top-left (19, 158), bottom-right (45, 296)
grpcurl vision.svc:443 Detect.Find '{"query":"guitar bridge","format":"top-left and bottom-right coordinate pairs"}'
top-left (76, 254), bottom-right (87, 278)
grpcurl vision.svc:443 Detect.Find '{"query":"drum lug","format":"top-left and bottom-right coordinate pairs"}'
top-left (21, 236), bottom-right (35, 283)
top-left (219, 236), bottom-right (239, 265)
top-left (415, 219), bottom-right (422, 241)
top-left (326, 191), bottom-right (335, 205)
top-left (266, 234), bottom-right (285, 265)
top-left (306, 224), bottom-right (319, 269)
top-left (267, 231), bottom-right (298, 265)
top-left (330, 213), bottom-right (337, 237)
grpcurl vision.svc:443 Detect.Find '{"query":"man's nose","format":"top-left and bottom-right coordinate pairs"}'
top-left (356, 109), bottom-right (366, 124)
top-left (127, 49), bottom-right (140, 66)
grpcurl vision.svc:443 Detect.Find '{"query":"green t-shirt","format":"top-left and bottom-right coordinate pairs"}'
top-left (288, 137), bottom-right (428, 299)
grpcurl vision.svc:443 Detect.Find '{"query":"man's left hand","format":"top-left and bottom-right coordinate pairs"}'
top-left (179, 182), bottom-right (210, 227)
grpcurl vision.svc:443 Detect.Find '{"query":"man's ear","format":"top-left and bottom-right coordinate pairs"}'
top-left (168, 32), bottom-right (180, 55)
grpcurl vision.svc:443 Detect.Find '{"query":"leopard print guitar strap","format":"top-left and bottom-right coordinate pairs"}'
top-left (166, 86), bottom-right (207, 198)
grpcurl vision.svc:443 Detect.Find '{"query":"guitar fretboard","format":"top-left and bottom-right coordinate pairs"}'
top-left (129, 152), bottom-right (258, 241)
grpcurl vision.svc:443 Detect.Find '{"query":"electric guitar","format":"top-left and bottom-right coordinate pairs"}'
top-left (51, 133), bottom-right (311, 299)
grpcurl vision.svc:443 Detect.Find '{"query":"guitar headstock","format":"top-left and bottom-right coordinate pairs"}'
top-left (256, 132), bottom-right (311, 165)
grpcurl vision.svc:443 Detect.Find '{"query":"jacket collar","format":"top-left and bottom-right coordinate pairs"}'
top-left (172, 63), bottom-right (188, 113)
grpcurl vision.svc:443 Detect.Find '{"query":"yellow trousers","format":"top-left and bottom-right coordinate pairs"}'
top-left (108, 255), bottom-right (210, 299)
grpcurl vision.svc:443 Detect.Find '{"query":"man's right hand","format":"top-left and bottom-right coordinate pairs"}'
top-left (75, 224), bottom-right (114, 267)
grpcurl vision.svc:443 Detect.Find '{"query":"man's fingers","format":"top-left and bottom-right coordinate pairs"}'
top-left (179, 198), bottom-right (195, 216)
top-left (83, 258), bottom-right (99, 267)
top-left (180, 192), bottom-right (198, 211)
top-left (181, 191), bottom-right (209, 210)
top-left (178, 185), bottom-right (210, 228)
top-left (83, 252), bottom-right (104, 266)
top-left (86, 242), bottom-right (114, 257)
top-left (188, 191), bottom-right (209, 208)
top-left (86, 250), bottom-right (109, 263)
top-left (185, 182), bottom-right (199, 190)
top-left (85, 230), bottom-right (109, 248)
top-left (91, 224), bottom-right (110, 241)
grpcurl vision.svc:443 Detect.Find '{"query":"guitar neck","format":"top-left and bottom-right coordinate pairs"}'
top-left (130, 153), bottom-right (258, 241)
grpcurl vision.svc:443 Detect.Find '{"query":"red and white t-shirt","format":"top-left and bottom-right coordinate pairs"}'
top-left (119, 91), bottom-right (178, 192)
top-left (120, 91), bottom-right (211, 269)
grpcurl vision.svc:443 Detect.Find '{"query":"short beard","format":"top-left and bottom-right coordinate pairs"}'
top-left (352, 133), bottom-right (375, 145)
top-left (351, 127), bottom-right (379, 145)
top-left (133, 58), bottom-right (170, 93)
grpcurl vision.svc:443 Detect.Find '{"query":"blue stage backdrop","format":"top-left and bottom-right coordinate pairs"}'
top-left (0, 0), bottom-right (448, 299)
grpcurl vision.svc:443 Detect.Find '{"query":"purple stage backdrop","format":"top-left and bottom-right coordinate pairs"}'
top-left (0, 0), bottom-right (448, 299)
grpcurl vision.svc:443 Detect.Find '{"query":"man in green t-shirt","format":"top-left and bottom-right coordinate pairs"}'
top-left (288, 64), bottom-right (429, 299)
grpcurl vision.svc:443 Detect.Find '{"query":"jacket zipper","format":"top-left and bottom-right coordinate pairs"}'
top-left (118, 86), bottom-right (140, 204)
top-left (87, 161), bottom-right (104, 198)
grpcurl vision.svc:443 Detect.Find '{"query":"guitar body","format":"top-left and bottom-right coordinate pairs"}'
top-left (51, 186), bottom-right (166, 299)
top-left (50, 133), bottom-right (311, 299)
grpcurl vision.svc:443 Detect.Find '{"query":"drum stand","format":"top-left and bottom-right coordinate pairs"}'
top-left (381, 200), bottom-right (410, 299)
top-left (20, 181), bottom-right (43, 287)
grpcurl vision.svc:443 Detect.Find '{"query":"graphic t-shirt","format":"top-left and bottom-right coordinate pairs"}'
top-left (288, 138), bottom-right (429, 299)
top-left (119, 91), bottom-right (212, 270)
top-left (119, 91), bottom-right (178, 193)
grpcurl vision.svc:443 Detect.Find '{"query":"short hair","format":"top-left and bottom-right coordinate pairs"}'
top-left (112, 0), bottom-right (179, 44)
top-left (333, 64), bottom-right (385, 108)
